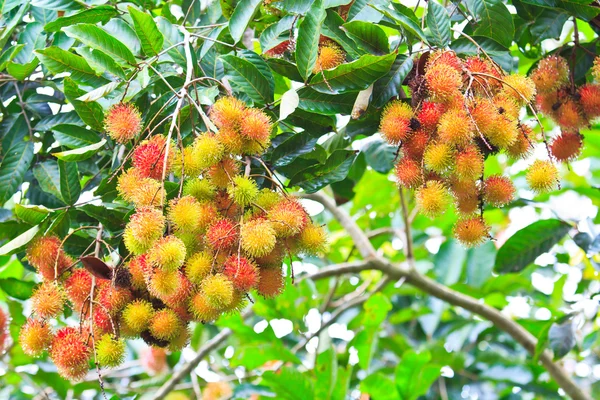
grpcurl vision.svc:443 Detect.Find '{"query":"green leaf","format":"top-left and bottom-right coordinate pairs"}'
top-left (220, 54), bottom-right (274, 104)
top-left (58, 159), bottom-right (80, 205)
top-left (426, 0), bottom-right (451, 48)
top-left (74, 46), bottom-right (126, 79)
top-left (63, 23), bottom-right (136, 65)
top-left (229, 0), bottom-right (262, 43)
top-left (321, 10), bottom-right (362, 59)
top-left (465, 240), bottom-right (496, 287)
top-left (372, 4), bottom-right (428, 44)
top-left (361, 138), bottom-right (396, 174)
top-left (519, 0), bottom-right (599, 21)
top-left (261, 368), bottom-right (315, 400)
top-left (0, 116), bottom-right (34, 205)
top-left (297, 87), bottom-right (356, 115)
top-left (450, 35), bottom-right (513, 71)
top-left (52, 139), bottom-right (106, 162)
top-left (33, 161), bottom-right (63, 201)
top-left (63, 77), bottom-right (105, 131)
top-left (529, 10), bottom-right (569, 43)
top-left (80, 204), bottom-right (126, 232)
top-left (372, 54), bottom-right (413, 108)
top-left (52, 124), bottom-right (101, 148)
top-left (315, 347), bottom-right (337, 400)
top-left (15, 204), bottom-right (52, 225)
top-left (267, 58), bottom-right (304, 82)
top-left (494, 219), bottom-right (571, 274)
top-left (533, 319), bottom-right (552, 362)
top-left (435, 239), bottom-right (467, 285)
top-left (472, 0), bottom-right (515, 48)
top-left (549, 319), bottom-right (576, 360)
top-left (289, 150), bottom-right (357, 193)
top-left (6, 59), bottom-right (39, 80)
top-left (0, 3), bottom-right (28, 50)
top-left (128, 6), bottom-right (164, 56)
top-left (272, 132), bottom-right (320, 168)
top-left (43, 5), bottom-right (117, 32)
top-left (310, 53), bottom-right (396, 94)
top-left (342, 21), bottom-right (389, 55)
top-left (30, 0), bottom-right (82, 11)
top-left (156, 17), bottom-right (186, 66)
top-left (0, 277), bottom-right (36, 300)
top-left (363, 292), bottom-right (392, 326)
top-left (296, 0), bottom-right (326, 81)
top-left (360, 373), bottom-right (400, 400)
top-left (76, 81), bottom-right (119, 102)
top-left (35, 111), bottom-right (83, 131)
top-left (260, 15), bottom-right (295, 53)
top-left (0, 44), bottom-right (25, 71)
top-left (35, 46), bottom-right (106, 86)
top-left (0, 225), bottom-right (40, 257)
top-left (395, 351), bottom-right (441, 400)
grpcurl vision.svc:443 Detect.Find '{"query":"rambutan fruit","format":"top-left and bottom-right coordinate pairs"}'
top-left (255, 247), bottom-right (285, 269)
top-left (395, 157), bottom-right (422, 188)
top-left (183, 178), bottom-right (216, 203)
top-left (425, 63), bottom-right (463, 103)
top-left (536, 91), bottom-right (561, 116)
top-left (123, 207), bottom-right (165, 255)
top-left (455, 192), bottom-right (480, 215)
top-left (254, 188), bottom-right (282, 212)
top-left (483, 175), bottom-right (515, 207)
top-left (416, 180), bottom-right (450, 218)
top-left (64, 268), bottom-right (92, 309)
top-left (168, 326), bottom-right (191, 352)
top-left (148, 235), bottom-right (187, 272)
top-left (133, 135), bottom-right (170, 180)
top-left (189, 292), bottom-right (221, 322)
top-left (264, 40), bottom-right (293, 58)
top-left (117, 168), bottom-right (144, 203)
top-left (140, 347), bottom-right (167, 375)
top-left (267, 199), bottom-right (308, 237)
top-left (148, 269), bottom-right (180, 298)
top-left (96, 334), bottom-right (125, 368)
top-left (493, 95), bottom-right (520, 121)
top-left (417, 101), bottom-right (445, 132)
top-left (209, 157), bottom-right (241, 188)
top-left (193, 133), bottom-right (225, 170)
top-left (185, 251), bottom-right (214, 285)
top-left (379, 100), bottom-right (413, 145)
top-left (104, 102), bottom-right (142, 143)
top-left (223, 255), bottom-right (259, 291)
top-left (579, 83), bottom-right (600, 120)
top-left (31, 282), bottom-right (65, 319)
top-left (505, 125), bottom-right (534, 159)
top-left (209, 96), bottom-right (246, 129)
top-left (26, 235), bottom-right (70, 281)
top-left (122, 300), bottom-right (155, 335)
top-left (217, 126), bottom-right (245, 155)
top-left (556, 99), bottom-right (586, 129)
top-left (427, 50), bottom-right (463, 72)
top-left (464, 56), bottom-right (501, 93)
top-left (127, 255), bottom-right (149, 291)
top-left (486, 117), bottom-right (519, 149)
top-left (470, 98), bottom-right (499, 134)
top-left (201, 274), bottom-right (235, 309)
top-left (206, 219), bottom-right (238, 250)
top-left (550, 131), bottom-right (583, 162)
top-left (298, 222), bottom-right (327, 255)
top-left (314, 41), bottom-right (346, 72)
top-left (240, 108), bottom-right (272, 145)
top-left (118, 169), bottom-right (164, 208)
top-left (162, 275), bottom-right (193, 307)
top-left (454, 217), bottom-right (490, 247)
top-left (223, 290), bottom-right (247, 314)
top-left (402, 129), bottom-right (429, 160)
top-left (240, 218), bottom-right (276, 257)
top-left (437, 108), bottom-right (474, 146)
top-left (530, 55), bottom-right (569, 93)
top-left (227, 175), bottom-right (259, 206)
top-left (423, 142), bottom-right (454, 173)
top-left (455, 146), bottom-right (484, 181)
top-left (257, 267), bottom-right (285, 298)
top-left (168, 196), bottom-right (202, 233)
top-left (500, 74), bottom-right (536, 105)
top-left (97, 283), bottom-right (133, 315)
top-left (92, 307), bottom-right (114, 337)
top-left (149, 309), bottom-right (182, 341)
top-left (20, 318), bottom-right (53, 357)
top-left (526, 160), bottom-right (559, 193)
top-left (50, 327), bottom-right (91, 380)
top-left (592, 56), bottom-right (600, 81)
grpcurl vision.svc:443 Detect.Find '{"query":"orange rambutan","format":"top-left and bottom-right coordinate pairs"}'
top-left (298, 222), bottom-right (327, 255)
top-left (240, 218), bottom-right (277, 257)
top-left (118, 168), bottom-right (164, 208)
top-left (437, 108), bottom-right (474, 146)
top-left (217, 126), bottom-right (245, 155)
top-left (455, 145), bottom-right (484, 181)
top-left (425, 63), bottom-right (463, 102)
top-left (123, 207), bottom-right (165, 254)
top-left (579, 83), bottom-right (600, 120)
top-left (64, 268), bottom-right (92, 309)
top-left (188, 292), bottom-right (221, 322)
top-left (505, 125), bottom-right (534, 159)
top-left (470, 98), bottom-right (498, 134)
top-left (133, 135), bottom-right (170, 180)
top-left (455, 191), bottom-right (480, 215)
top-left (97, 282), bottom-right (133, 315)
top-left (416, 180), bottom-right (450, 218)
top-left (26, 235), bottom-right (71, 281)
top-left (423, 142), bottom-right (454, 173)
top-left (209, 157), bottom-right (241, 188)
top-left (223, 255), bottom-right (259, 291)
top-left (493, 94), bottom-right (521, 121)
top-left (148, 235), bottom-right (186, 272)
top-left (526, 160), bottom-right (559, 193)
top-left (464, 56), bottom-right (502, 93)
top-left (486, 117), bottom-right (519, 149)
top-left (127, 255), bottom-right (149, 291)
top-left (206, 219), bottom-right (238, 250)
top-left (550, 131), bottom-right (583, 162)
top-left (92, 307), bottom-right (114, 337)
top-left (162, 275), bottom-right (193, 307)
top-left (104, 102), bottom-right (142, 143)
top-left (483, 175), bottom-right (515, 207)
top-left (122, 300), bottom-right (155, 335)
top-left (402, 129), bottom-right (429, 160)
top-left (500, 74), bottom-right (536, 105)
top-left (201, 273), bottom-right (235, 309)
top-left (50, 327), bottom-right (91, 381)
top-left (209, 96), bottom-right (246, 129)
top-left (454, 217), bottom-right (490, 247)
top-left (379, 100), bottom-right (413, 145)
top-left (536, 91), bottom-right (561, 116)
top-left (255, 246), bottom-right (285, 269)
top-left (314, 41), bottom-right (346, 72)
top-left (267, 199), bottom-right (308, 237)
top-left (31, 281), bottom-right (65, 319)
top-left (395, 157), bottom-right (422, 188)
top-left (20, 318), bottom-right (53, 357)
top-left (556, 99), bottom-right (586, 129)
top-left (240, 108), bottom-right (272, 145)
top-left (147, 269), bottom-right (180, 299)
top-left (149, 309), bottom-right (182, 341)
top-left (257, 267), bottom-right (285, 298)
top-left (530, 56), bottom-right (569, 93)
top-left (417, 101), bottom-right (445, 132)
top-left (427, 50), bottom-right (463, 72)
top-left (592, 56), bottom-right (600, 81)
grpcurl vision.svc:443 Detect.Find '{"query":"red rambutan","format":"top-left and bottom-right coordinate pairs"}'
top-left (133, 135), bottom-right (170, 180)
top-left (579, 83), bottom-right (600, 120)
top-left (483, 175), bottom-right (515, 207)
top-left (550, 131), bottom-right (583, 162)
top-left (395, 158), bottom-right (422, 188)
top-left (50, 327), bottom-right (91, 381)
top-left (64, 269), bottom-right (93, 309)
top-left (223, 255), bottom-right (259, 291)
top-left (26, 236), bottom-right (71, 280)
top-left (206, 219), bottom-right (238, 250)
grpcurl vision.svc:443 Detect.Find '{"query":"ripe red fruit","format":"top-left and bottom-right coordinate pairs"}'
top-left (417, 101), bottom-right (445, 132)
top-left (579, 84), bottom-right (600, 119)
top-left (50, 327), bottom-right (91, 381)
top-left (395, 158), bottom-right (422, 188)
top-left (206, 219), bottom-right (238, 250)
top-left (483, 175), bottom-right (515, 207)
top-left (133, 135), bottom-right (170, 180)
top-left (223, 255), bottom-right (259, 291)
top-left (64, 269), bottom-right (93, 309)
top-left (550, 131), bottom-right (583, 162)
top-left (402, 129), bottom-right (429, 160)
top-left (264, 40), bottom-right (293, 58)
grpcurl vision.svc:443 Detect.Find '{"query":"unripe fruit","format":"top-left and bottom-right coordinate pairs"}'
top-left (424, 142), bottom-right (454, 173)
top-left (104, 102), bottom-right (142, 143)
top-left (550, 131), bottom-right (583, 162)
top-left (162, 275), bottom-right (193, 307)
top-left (209, 157), bottom-right (241, 188)
top-left (193, 133), bottom-right (225, 169)
top-left (188, 292), bottom-right (221, 322)
top-left (526, 160), bottom-right (559, 193)
top-left (123, 207), bottom-right (165, 255)
top-left (209, 96), bottom-right (246, 129)
top-left (223, 255), bottom-right (259, 291)
top-left (454, 217), bottom-right (490, 247)
top-left (593, 56), bottom-right (600, 82)
top-left (185, 251), bottom-right (214, 285)
top-left (31, 281), bottom-right (65, 319)
top-left (531, 56), bottom-right (569, 93)
top-left (416, 180), bottom-right (450, 218)
top-left (122, 300), bottom-right (155, 335)
top-left (455, 145), bottom-right (484, 181)
top-left (26, 236), bottom-right (71, 280)
top-left (96, 334), bottom-right (126, 368)
top-left (172, 146), bottom-right (202, 178)
top-left (206, 219), bottom-right (238, 250)
top-left (201, 274), bottom-right (235, 309)
top-left (64, 269), bottom-right (93, 309)
top-left (437, 108), bottom-right (474, 146)
top-left (505, 125), bottom-right (534, 159)
top-left (217, 126), bottom-right (245, 155)
top-left (148, 236), bottom-right (186, 272)
top-left (483, 175), bottom-right (515, 207)
top-left (257, 267), bottom-right (285, 298)
top-left (20, 318), bottom-right (53, 357)
top-left (379, 100), bottom-right (413, 145)
top-left (50, 327), bottom-right (91, 381)
top-left (254, 188), bottom-right (282, 212)
top-left (240, 218), bottom-right (276, 257)
top-left (240, 108), bottom-right (272, 146)
top-left (395, 157), bottom-right (422, 188)
top-left (183, 178), bottom-right (216, 202)
top-left (118, 169), bottom-right (165, 208)
top-left (298, 222), bottom-right (327, 255)
top-left (133, 135), bottom-right (170, 180)
top-left (486, 117), bottom-right (519, 149)
top-left (149, 309), bottom-right (182, 342)
top-left (227, 175), bottom-right (259, 206)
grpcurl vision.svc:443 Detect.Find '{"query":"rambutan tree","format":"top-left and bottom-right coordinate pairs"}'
top-left (1, 0), bottom-right (600, 399)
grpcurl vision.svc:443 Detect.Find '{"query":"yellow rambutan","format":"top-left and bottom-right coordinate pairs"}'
top-left (257, 267), bottom-right (285, 298)
top-left (201, 274), bottom-right (235, 310)
top-left (454, 217), bottom-right (490, 247)
top-left (526, 160), bottom-right (559, 193)
top-left (379, 100), bottom-right (413, 145)
top-left (148, 236), bottom-right (186, 272)
top-left (122, 300), bottom-right (155, 335)
top-left (149, 309), bottom-right (182, 341)
top-left (493, 95), bottom-right (521, 121)
top-left (209, 157), bottom-right (241, 188)
top-left (183, 178), bottom-right (216, 202)
top-left (267, 199), bottom-right (308, 237)
top-left (168, 196), bottom-right (203, 233)
top-left (123, 207), bottom-right (165, 255)
top-left (579, 83), bottom-right (600, 120)
top-left (206, 218), bottom-right (238, 250)
top-left (505, 125), bottom-right (534, 159)
top-left (500, 74), bottom-right (536, 105)
top-left (104, 102), bottom-right (142, 143)
top-left (425, 63), bottom-right (463, 103)
top-left (20, 318), bottom-right (53, 357)
top-left (31, 281), bottom-right (65, 319)
top-left (254, 188), bottom-right (282, 212)
top-left (298, 222), bottom-right (327, 255)
top-left (193, 133), bottom-right (225, 170)
top-left (423, 142), bottom-right (454, 173)
top-left (550, 131), bottom-right (583, 162)
top-left (395, 157), bottom-right (422, 188)
top-left (26, 235), bottom-right (71, 281)
top-left (171, 145), bottom-right (203, 178)
top-left (483, 175), bottom-right (515, 207)
top-left (209, 96), bottom-right (246, 129)
top-left (185, 251), bottom-right (214, 285)
top-left (148, 269), bottom-right (180, 298)
top-left (168, 326), bottom-right (191, 352)
top-left (486, 117), bottom-right (519, 149)
top-left (437, 108), bottom-right (474, 146)
top-left (455, 145), bottom-right (484, 181)
top-left (126, 178), bottom-right (165, 208)
top-left (227, 175), bottom-right (259, 206)
top-left (530, 55), bottom-right (569, 93)
top-left (592, 56), bottom-right (600, 81)
top-left (188, 292), bottom-right (221, 322)
top-left (470, 98), bottom-right (499, 134)
top-left (162, 275), bottom-right (193, 307)
top-left (240, 218), bottom-right (277, 257)
top-left (314, 41), bottom-right (345, 72)
top-left (416, 180), bottom-right (450, 218)
top-left (96, 334), bottom-right (125, 368)
top-left (50, 327), bottom-right (91, 381)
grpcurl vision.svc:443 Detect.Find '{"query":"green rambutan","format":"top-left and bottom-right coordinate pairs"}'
top-left (96, 334), bottom-right (126, 368)
top-left (200, 274), bottom-right (235, 310)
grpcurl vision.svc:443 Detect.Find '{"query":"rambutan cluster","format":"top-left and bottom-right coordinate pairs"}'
top-left (383, 50), bottom-right (562, 247)
top-left (20, 96), bottom-right (326, 380)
